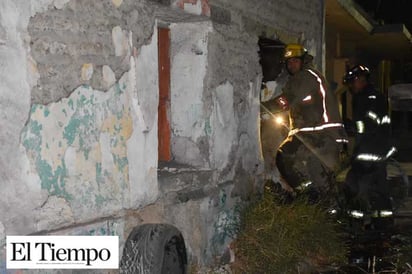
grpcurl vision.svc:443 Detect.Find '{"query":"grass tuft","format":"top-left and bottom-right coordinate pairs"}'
top-left (231, 187), bottom-right (348, 273)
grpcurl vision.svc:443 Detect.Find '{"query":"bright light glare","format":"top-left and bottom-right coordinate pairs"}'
top-left (349, 210), bottom-right (364, 219)
top-left (275, 116), bottom-right (284, 125)
top-left (380, 210), bottom-right (393, 217)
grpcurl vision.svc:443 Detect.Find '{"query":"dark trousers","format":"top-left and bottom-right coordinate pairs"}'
top-left (344, 161), bottom-right (391, 210)
top-left (276, 133), bottom-right (338, 194)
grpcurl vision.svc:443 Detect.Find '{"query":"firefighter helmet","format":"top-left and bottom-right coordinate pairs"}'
top-left (343, 65), bottom-right (370, 84)
top-left (284, 44), bottom-right (307, 59)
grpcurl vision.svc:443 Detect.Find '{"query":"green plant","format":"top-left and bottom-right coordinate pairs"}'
top-left (232, 188), bottom-right (348, 273)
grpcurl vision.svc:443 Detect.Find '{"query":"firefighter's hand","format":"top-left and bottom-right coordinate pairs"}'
top-left (276, 96), bottom-right (289, 110)
top-left (261, 95), bottom-right (289, 113)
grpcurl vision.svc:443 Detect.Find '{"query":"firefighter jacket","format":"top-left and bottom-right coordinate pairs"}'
top-left (272, 62), bottom-right (347, 143)
top-left (351, 85), bottom-right (396, 162)
top-left (262, 61), bottom-right (347, 171)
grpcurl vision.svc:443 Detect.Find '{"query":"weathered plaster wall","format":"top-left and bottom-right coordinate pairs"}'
top-left (166, 184), bottom-right (239, 266)
top-left (0, 0), bottom-right (57, 242)
top-left (169, 20), bottom-right (263, 184)
top-left (170, 21), bottom-right (212, 167)
top-left (158, 166), bottom-right (240, 266)
top-left (0, 0), bottom-right (159, 244)
top-left (0, 1), bottom-right (70, 271)
top-left (161, 21), bottom-right (264, 265)
top-left (0, 0), bottom-right (325, 270)
top-left (23, 71), bottom-right (140, 223)
top-left (209, 0), bottom-right (325, 69)
top-left (29, 0), bottom-right (155, 104)
top-left (164, 0), bottom-right (325, 261)
top-left (206, 23), bottom-right (263, 195)
top-left (203, 0), bottom-right (325, 189)
top-left (0, 0), bottom-right (243, 269)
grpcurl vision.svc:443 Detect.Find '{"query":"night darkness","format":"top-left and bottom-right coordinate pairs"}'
top-left (355, 0), bottom-right (412, 31)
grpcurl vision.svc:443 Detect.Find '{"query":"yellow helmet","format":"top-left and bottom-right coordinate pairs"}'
top-left (284, 44), bottom-right (307, 59)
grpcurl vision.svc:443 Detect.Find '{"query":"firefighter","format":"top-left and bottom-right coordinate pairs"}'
top-left (262, 44), bottom-right (347, 202)
top-left (342, 65), bottom-right (396, 218)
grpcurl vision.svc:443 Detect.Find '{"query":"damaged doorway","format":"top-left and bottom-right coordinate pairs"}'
top-left (258, 37), bottom-right (288, 182)
top-left (158, 27), bottom-right (172, 162)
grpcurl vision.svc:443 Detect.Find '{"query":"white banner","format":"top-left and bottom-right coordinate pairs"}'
top-left (6, 236), bottom-right (118, 269)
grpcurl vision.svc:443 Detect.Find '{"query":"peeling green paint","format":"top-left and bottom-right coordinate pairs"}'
top-left (220, 190), bottom-right (227, 206)
top-left (114, 124), bottom-right (121, 133)
top-left (22, 120), bottom-right (42, 150)
top-left (68, 98), bottom-right (74, 110)
top-left (22, 82), bottom-right (132, 216)
top-left (30, 120), bottom-right (43, 135)
top-left (111, 138), bottom-right (119, 147)
top-left (95, 194), bottom-right (107, 206)
top-left (79, 94), bottom-right (88, 106)
top-left (22, 118), bottom-right (71, 199)
top-left (113, 155), bottom-right (128, 171)
top-left (116, 110), bottom-right (123, 120)
top-left (31, 105), bottom-right (38, 113)
top-left (211, 205), bottom-right (241, 254)
top-left (63, 104), bottom-right (96, 155)
top-left (44, 107), bottom-right (50, 117)
top-left (63, 117), bottom-right (81, 146)
top-left (96, 162), bottom-right (102, 181)
top-left (86, 225), bottom-right (109, 236)
top-left (37, 159), bottom-right (70, 198)
top-left (114, 83), bottom-right (123, 95)
top-left (205, 118), bottom-right (212, 136)
top-left (83, 148), bottom-right (90, 160)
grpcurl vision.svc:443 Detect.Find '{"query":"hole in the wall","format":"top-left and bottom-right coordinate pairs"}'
top-left (258, 37), bottom-right (285, 84)
top-left (158, 27), bottom-right (172, 162)
top-left (258, 37), bottom-right (287, 178)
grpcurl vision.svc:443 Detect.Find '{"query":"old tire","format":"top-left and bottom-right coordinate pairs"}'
top-left (120, 224), bottom-right (187, 274)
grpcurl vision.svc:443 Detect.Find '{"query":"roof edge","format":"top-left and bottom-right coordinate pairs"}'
top-left (337, 0), bottom-right (375, 33)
